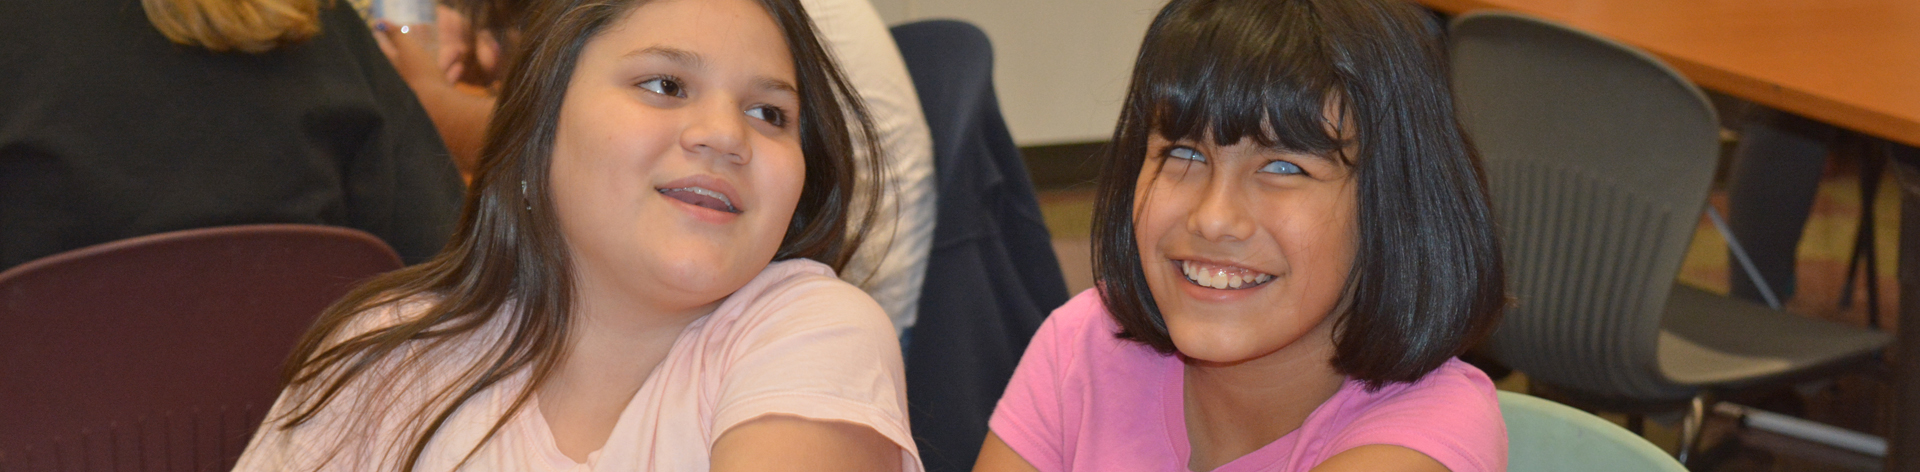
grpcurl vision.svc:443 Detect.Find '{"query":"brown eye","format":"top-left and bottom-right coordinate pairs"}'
top-left (637, 77), bottom-right (685, 98)
top-left (746, 105), bottom-right (787, 127)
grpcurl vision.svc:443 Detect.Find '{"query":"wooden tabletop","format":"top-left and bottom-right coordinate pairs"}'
top-left (1418, 0), bottom-right (1920, 147)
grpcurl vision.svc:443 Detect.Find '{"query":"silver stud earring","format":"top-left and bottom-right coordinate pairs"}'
top-left (521, 180), bottom-right (532, 211)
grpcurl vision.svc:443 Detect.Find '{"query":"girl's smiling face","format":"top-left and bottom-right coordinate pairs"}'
top-left (549, 0), bottom-right (804, 315)
top-left (1133, 131), bottom-right (1359, 365)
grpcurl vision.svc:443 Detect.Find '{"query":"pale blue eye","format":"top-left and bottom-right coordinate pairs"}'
top-left (1260, 160), bottom-right (1304, 175)
top-left (1168, 146), bottom-right (1204, 162)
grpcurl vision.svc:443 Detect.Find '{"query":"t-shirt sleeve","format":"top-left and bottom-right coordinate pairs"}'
top-left (1320, 361), bottom-right (1508, 472)
top-left (987, 290), bottom-right (1102, 472)
top-left (709, 275), bottom-right (922, 471)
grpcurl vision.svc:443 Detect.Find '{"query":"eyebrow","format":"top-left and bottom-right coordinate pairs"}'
top-left (622, 46), bottom-right (798, 96)
top-left (623, 46), bottom-right (704, 68)
top-left (754, 77), bottom-right (798, 95)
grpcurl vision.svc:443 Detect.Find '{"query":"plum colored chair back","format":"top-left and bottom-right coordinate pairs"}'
top-left (0, 224), bottom-right (403, 471)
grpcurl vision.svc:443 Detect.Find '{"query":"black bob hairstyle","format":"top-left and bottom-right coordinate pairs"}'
top-left (1091, 0), bottom-right (1506, 389)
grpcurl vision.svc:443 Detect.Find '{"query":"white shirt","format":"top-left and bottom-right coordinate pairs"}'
top-left (805, 0), bottom-right (938, 334)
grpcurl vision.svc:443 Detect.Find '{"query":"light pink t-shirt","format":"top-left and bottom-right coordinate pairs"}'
top-left (235, 259), bottom-right (923, 471)
top-left (990, 289), bottom-right (1506, 472)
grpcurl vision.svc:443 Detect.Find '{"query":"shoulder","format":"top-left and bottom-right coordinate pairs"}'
top-left (721, 259), bottom-right (892, 336)
top-left (1316, 359), bottom-right (1507, 472)
top-left (242, 293), bottom-right (509, 470)
top-left (325, 293), bottom-right (444, 344)
top-left (989, 289), bottom-right (1175, 472)
top-left (303, 293), bottom-right (511, 396)
top-left (699, 259), bottom-right (901, 372)
top-left (1030, 288), bottom-right (1139, 361)
top-left (698, 260), bottom-right (920, 469)
top-left (1039, 289), bottom-right (1122, 340)
top-left (1005, 287), bottom-right (1161, 381)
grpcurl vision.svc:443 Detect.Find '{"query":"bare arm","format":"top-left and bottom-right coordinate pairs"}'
top-left (711, 414), bottom-right (903, 472)
top-left (1310, 444), bottom-right (1451, 472)
top-left (972, 432), bottom-right (1040, 472)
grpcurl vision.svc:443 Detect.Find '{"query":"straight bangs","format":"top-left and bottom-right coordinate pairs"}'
top-left (1140, 0), bottom-right (1353, 162)
top-left (1100, 0), bottom-right (1505, 386)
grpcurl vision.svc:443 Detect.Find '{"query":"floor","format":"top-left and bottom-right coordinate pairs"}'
top-left (1032, 160), bottom-right (1898, 471)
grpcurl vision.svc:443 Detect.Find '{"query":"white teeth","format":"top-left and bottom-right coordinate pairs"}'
top-left (1179, 260), bottom-right (1272, 290)
top-left (663, 186), bottom-right (735, 212)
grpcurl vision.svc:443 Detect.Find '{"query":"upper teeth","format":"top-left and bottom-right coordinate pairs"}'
top-left (663, 186), bottom-right (735, 211)
top-left (1180, 261), bottom-right (1272, 290)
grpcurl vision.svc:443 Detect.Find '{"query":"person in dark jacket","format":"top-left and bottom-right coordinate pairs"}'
top-left (0, 0), bottom-right (464, 269)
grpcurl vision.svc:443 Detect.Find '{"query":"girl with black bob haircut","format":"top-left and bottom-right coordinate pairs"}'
top-left (978, 0), bottom-right (1507, 470)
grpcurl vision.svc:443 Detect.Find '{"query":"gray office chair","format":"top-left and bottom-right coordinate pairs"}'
top-left (1449, 11), bottom-right (1891, 463)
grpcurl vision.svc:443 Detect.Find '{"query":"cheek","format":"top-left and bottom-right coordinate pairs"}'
top-left (755, 144), bottom-right (808, 233)
top-left (1131, 170), bottom-right (1178, 252)
top-left (546, 140), bottom-right (600, 235)
top-left (1274, 188), bottom-right (1360, 301)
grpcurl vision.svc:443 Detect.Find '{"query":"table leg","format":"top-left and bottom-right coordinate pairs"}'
top-left (1891, 158), bottom-right (1920, 470)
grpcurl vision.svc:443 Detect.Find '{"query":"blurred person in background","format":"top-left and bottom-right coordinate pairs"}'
top-left (0, 0), bottom-right (464, 269)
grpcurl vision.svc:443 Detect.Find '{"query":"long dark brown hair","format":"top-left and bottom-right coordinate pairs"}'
top-left (268, 0), bottom-right (882, 468)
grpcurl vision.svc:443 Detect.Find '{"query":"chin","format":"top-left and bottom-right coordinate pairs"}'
top-left (651, 255), bottom-right (730, 287)
top-left (1166, 327), bottom-right (1273, 365)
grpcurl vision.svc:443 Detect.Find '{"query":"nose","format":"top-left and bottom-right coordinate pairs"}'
top-left (680, 97), bottom-right (750, 164)
top-left (1187, 177), bottom-right (1256, 243)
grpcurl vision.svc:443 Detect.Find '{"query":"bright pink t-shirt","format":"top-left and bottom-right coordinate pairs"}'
top-left (990, 289), bottom-right (1506, 472)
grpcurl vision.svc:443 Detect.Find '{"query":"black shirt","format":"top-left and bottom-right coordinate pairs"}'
top-left (0, 0), bottom-right (464, 269)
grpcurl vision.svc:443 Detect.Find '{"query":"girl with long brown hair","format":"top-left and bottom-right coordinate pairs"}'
top-left (232, 0), bottom-right (917, 469)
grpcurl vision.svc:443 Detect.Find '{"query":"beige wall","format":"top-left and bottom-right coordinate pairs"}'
top-left (873, 0), bottom-right (1163, 146)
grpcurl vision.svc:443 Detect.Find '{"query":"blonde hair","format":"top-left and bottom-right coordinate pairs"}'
top-left (141, 0), bottom-right (325, 53)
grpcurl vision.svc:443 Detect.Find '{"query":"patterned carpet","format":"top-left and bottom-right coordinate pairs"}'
top-left (1681, 176), bottom-right (1900, 331)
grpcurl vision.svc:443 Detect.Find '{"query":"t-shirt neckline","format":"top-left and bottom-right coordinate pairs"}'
top-left (1160, 355), bottom-right (1353, 472)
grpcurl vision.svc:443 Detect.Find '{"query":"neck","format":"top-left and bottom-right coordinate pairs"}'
top-left (536, 271), bottom-right (721, 461)
top-left (1181, 321), bottom-right (1345, 472)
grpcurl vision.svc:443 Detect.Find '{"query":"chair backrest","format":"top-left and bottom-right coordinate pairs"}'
top-left (1499, 391), bottom-right (1687, 471)
top-left (1451, 11), bottom-right (1719, 401)
top-left (0, 224), bottom-right (403, 471)
top-left (892, 19), bottom-right (1069, 472)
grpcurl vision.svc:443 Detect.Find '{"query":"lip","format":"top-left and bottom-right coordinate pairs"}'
top-left (1168, 257), bottom-right (1276, 300)
top-left (656, 174), bottom-right (744, 218)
